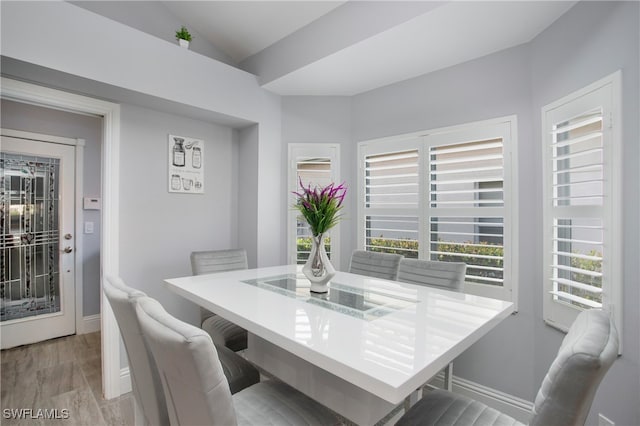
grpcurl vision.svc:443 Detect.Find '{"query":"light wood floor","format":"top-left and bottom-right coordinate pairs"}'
top-left (0, 332), bottom-right (406, 426)
top-left (1, 332), bottom-right (135, 425)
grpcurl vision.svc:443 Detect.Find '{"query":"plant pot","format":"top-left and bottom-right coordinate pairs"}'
top-left (302, 233), bottom-right (335, 293)
top-left (178, 39), bottom-right (190, 49)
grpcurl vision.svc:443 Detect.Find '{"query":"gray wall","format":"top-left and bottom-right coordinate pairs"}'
top-left (1, 99), bottom-right (103, 317)
top-left (237, 124), bottom-right (259, 267)
top-left (118, 103), bottom-right (237, 325)
top-left (71, 1), bottom-right (235, 66)
top-left (281, 2), bottom-right (639, 424)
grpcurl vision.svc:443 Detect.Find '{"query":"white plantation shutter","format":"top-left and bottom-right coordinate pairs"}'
top-left (550, 111), bottom-right (604, 308)
top-left (360, 140), bottom-right (420, 258)
top-left (358, 117), bottom-right (517, 304)
top-left (288, 144), bottom-right (340, 267)
top-left (542, 72), bottom-right (621, 334)
top-left (426, 121), bottom-right (514, 301)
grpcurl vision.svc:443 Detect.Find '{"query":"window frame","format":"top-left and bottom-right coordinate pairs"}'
top-left (541, 71), bottom-right (622, 339)
top-left (287, 143), bottom-right (341, 268)
top-left (357, 116), bottom-right (518, 307)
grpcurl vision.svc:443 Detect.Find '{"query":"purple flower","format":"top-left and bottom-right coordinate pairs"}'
top-left (293, 179), bottom-right (347, 236)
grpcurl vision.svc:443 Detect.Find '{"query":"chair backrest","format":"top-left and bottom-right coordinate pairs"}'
top-left (135, 296), bottom-right (237, 426)
top-left (190, 248), bottom-right (248, 275)
top-left (348, 250), bottom-right (402, 280)
top-left (190, 248), bottom-right (249, 323)
top-left (103, 276), bottom-right (169, 426)
top-left (530, 309), bottom-right (619, 426)
top-left (397, 258), bottom-right (466, 292)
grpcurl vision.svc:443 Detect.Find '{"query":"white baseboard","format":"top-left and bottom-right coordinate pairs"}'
top-left (120, 367), bottom-right (132, 394)
top-left (81, 314), bottom-right (101, 334)
top-left (428, 374), bottom-right (533, 423)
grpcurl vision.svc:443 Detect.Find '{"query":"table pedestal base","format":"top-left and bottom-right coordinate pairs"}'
top-left (246, 334), bottom-right (398, 425)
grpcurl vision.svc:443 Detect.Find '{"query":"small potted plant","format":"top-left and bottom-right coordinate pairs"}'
top-left (175, 25), bottom-right (193, 49)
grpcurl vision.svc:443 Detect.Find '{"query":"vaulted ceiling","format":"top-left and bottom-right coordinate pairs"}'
top-left (75, 1), bottom-right (577, 96)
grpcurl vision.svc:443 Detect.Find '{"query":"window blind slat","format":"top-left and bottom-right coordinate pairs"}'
top-left (554, 236), bottom-right (603, 245)
top-left (549, 291), bottom-right (602, 308)
top-left (551, 113), bottom-right (602, 134)
top-left (553, 178), bottom-right (603, 188)
top-left (552, 264), bottom-right (603, 278)
top-left (430, 250), bottom-right (502, 261)
top-left (366, 152), bottom-right (419, 163)
top-left (552, 131), bottom-right (602, 149)
top-left (551, 278), bottom-right (603, 294)
top-left (553, 146), bottom-right (602, 162)
top-left (431, 153), bottom-right (503, 166)
top-left (431, 188), bottom-right (503, 196)
top-left (430, 140), bottom-right (502, 155)
top-left (430, 165), bottom-right (503, 176)
top-left (551, 251), bottom-right (602, 262)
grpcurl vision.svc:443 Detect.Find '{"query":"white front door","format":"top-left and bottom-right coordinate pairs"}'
top-left (1, 135), bottom-right (76, 349)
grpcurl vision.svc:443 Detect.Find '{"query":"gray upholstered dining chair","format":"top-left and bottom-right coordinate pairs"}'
top-left (348, 250), bottom-right (403, 280)
top-left (104, 276), bottom-right (259, 412)
top-left (396, 309), bottom-right (619, 426)
top-left (398, 258), bottom-right (467, 394)
top-left (135, 295), bottom-right (343, 426)
top-left (191, 248), bottom-right (249, 352)
top-left (397, 258), bottom-right (466, 292)
top-left (103, 276), bottom-right (169, 426)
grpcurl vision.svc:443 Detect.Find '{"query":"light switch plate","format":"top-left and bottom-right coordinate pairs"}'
top-left (84, 222), bottom-right (94, 234)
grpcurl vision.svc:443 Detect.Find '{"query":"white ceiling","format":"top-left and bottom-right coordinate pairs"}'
top-left (91, 1), bottom-right (577, 96)
top-left (263, 1), bottom-right (577, 95)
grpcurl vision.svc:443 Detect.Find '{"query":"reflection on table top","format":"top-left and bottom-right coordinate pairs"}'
top-left (241, 273), bottom-right (417, 321)
top-left (164, 264), bottom-right (513, 404)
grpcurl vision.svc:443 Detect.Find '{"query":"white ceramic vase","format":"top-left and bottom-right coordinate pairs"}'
top-left (178, 39), bottom-right (190, 49)
top-left (302, 233), bottom-right (335, 293)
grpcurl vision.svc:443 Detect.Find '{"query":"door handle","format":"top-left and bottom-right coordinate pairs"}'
top-left (63, 246), bottom-right (73, 253)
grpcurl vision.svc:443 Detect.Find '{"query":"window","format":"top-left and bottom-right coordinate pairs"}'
top-left (358, 117), bottom-right (517, 303)
top-left (542, 72), bottom-right (621, 333)
top-left (287, 144), bottom-right (340, 267)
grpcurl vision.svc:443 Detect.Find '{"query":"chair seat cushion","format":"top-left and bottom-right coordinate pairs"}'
top-left (397, 389), bottom-right (524, 426)
top-left (202, 314), bottom-right (248, 352)
top-left (233, 380), bottom-right (342, 426)
top-left (215, 344), bottom-right (260, 394)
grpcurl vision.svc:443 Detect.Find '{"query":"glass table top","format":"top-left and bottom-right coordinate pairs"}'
top-left (241, 273), bottom-right (418, 320)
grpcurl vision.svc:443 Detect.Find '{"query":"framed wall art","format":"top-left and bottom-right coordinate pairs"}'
top-left (168, 134), bottom-right (204, 194)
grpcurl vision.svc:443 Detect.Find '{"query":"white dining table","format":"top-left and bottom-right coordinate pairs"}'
top-left (164, 265), bottom-right (513, 425)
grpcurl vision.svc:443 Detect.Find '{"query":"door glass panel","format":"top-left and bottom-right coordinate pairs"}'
top-left (1, 153), bottom-right (61, 321)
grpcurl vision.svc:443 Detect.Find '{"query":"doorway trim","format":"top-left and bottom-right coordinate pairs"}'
top-left (1, 77), bottom-right (122, 399)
